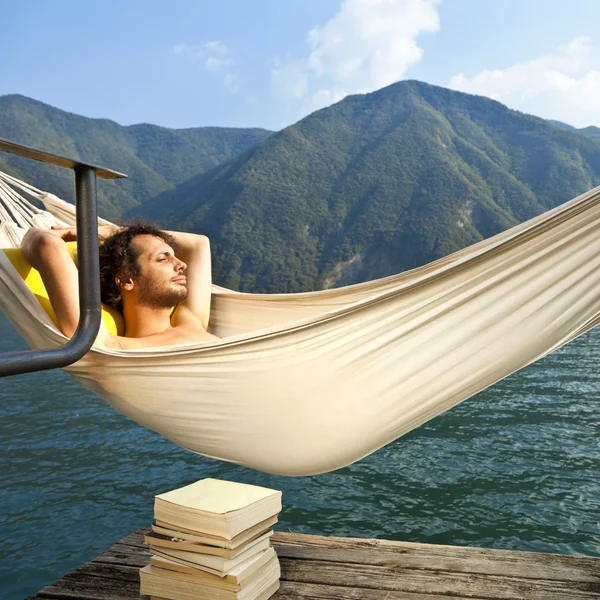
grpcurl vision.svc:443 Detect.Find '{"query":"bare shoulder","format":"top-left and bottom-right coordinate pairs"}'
top-left (99, 322), bottom-right (218, 350)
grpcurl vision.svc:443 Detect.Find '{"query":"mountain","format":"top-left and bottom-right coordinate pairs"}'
top-left (547, 119), bottom-right (600, 142)
top-left (4, 89), bottom-right (600, 295)
top-left (547, 119), bottom-right (576, 131)
top-left (0, 95), bottom-right (272, 220)
top-left (578, 126), bottom-right (600, 142)
top-left (133, 81), bottom-right (600, 293)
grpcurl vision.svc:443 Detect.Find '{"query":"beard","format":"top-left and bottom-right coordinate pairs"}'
top-left (136, 276), bottom-right (188, 309)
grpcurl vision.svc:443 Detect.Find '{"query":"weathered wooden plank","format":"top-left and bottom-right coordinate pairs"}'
top-left (59, 545), bottom-right (600, 600)
top-left (91, 543), bottom-right (151, 568)
top-left (34, 578), bottom-right (484, 600)
top-left (34, 562), bottom-right (140, 599)
top-left (118, 529), bottom-right (600, 585)
top-left (272, 531), bottom-right (600, 583)
top-left (29, 528), bottom-right (600, 600)
top-left (56, 561), bottom-right (139, 582)
top-left (109, 530), bottom-right (147, 549)
top-left (33, 575), bottom-right (139, 600)
top-left (278, 558), bottom-right (600, 600)
top-left (276, 580), bottom-right (489, 599)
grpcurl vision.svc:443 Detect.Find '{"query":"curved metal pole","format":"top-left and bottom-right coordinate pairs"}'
top-left (0, 167), bottom-right (102, 377)
top-left (0, 137), bottom-right (125, 377)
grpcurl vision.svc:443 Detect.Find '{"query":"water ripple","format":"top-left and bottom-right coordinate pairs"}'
top-left (0, 316), bottom-right (598, 600)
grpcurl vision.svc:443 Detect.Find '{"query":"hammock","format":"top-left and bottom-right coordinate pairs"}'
top-left (1, 170), bottom-right (600, 476)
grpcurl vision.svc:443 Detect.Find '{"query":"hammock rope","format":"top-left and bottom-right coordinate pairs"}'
top-left (0, 170), bottom-right (69, 246)
top-left (1, 169), bottom-right (599, 476)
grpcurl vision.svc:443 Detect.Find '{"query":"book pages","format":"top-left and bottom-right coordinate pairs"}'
top-left (156, 478), bottom-right (281, 514)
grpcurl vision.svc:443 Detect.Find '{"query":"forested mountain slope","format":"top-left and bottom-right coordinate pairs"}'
top-left (133, 81), bottom-right (600, 292)
top-left (0, 95), bottom-right (271, 220)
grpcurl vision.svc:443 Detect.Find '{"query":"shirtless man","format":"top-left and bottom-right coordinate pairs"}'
top-left (21, 223), bottom-right (218, 349)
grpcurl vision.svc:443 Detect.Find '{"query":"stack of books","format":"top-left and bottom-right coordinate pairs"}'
top-left (140, 478), bottom-right (282, 600)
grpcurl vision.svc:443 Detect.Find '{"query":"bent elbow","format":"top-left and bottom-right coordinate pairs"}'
top-left (196, 234), bottom-right (210, 247)
top-left (23, 230), bottom-right (65, 269)
top-left (61, 323), bottom-right (78, 339)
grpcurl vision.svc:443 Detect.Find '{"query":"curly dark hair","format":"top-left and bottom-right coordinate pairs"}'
top-left (99, 223), bottom-right (179, 312)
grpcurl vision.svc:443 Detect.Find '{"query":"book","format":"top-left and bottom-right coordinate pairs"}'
top-left (140, 555), bottom-right (280, 600)
top-left (150, 535), bottom-right (272, 577)
top-left (147, 580), bottom-right (280, 600)
top-left (150, 547), bottom-right (277, 589)
top-left (144, 529), bottom-right (273, 558)
top-left (154, 478), bottom-right (282, 540)
top-left (152, 515), bottom-right (278, 549)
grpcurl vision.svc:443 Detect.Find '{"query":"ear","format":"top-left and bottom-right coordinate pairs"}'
top-left (116, 277), bottom-right (134, 292)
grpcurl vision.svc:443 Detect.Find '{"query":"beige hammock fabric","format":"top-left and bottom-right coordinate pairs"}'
top-left (1, 170), bottom-right (600, 476)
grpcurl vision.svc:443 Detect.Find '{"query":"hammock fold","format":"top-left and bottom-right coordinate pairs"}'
top-left (1, 170), bottom-right (600, 476)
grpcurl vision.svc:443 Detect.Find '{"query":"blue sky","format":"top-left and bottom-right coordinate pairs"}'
top-left (2, 0), bottom-right (600, 131)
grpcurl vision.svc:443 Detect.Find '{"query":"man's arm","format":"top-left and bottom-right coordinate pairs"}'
top-left (22, 226), bottom-right (214, 347)
top-left (22, 224), bottom-right (119, 339)
top-left (166, 231), bottom-right (213, 331)
top-left (22, 228), bottom-right (81, 337)
top-left (45, 226), bottom-right (213, 330)
top-left (101, 230), bottom-right (215, 349)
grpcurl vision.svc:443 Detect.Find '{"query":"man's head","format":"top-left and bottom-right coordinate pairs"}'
top-left (99, 223), bottom-right (187, 312)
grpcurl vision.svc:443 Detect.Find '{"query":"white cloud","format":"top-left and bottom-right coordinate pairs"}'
top-left (271, 59), bottom-right (310, 100)
top-left (173, 40), bottom-right (233, 72)
top-left (271, 0), bottom-right (440, 115)
top-left (202, 41), bottom-right (228, 54)
top-left (172, 43), bottom-right (188, 55)
top-left (200, 41), bottom-right (233, 71)
top-left (449, 37), bottom-right (600, 128)
top-left (204, 56), bottom-right (233, 72)
top-left (173, 40), bottom-right (239, 94)
top-left (224, 73), bottom-right (240, 94)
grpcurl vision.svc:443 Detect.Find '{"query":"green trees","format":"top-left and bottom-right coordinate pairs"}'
top-left (4, 83), bottom-right (600, 294)
top-left (0, 94), bottom-right (271, 220)
top-left (134, 81), bottom-right (600, 293)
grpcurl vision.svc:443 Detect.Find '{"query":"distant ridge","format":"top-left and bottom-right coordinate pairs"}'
top-left (547, 119), bottom-right (576, 131)
top-left (578, 125), bottom-right (600, 142)
top-left (3, 87), bottom-right (600, 294)
top-left (0, 94), bottom-right (272, 220)
top-left (131, 80), bottom-right (600, 292)
top-left (547, 118), bottom-right (600, 142)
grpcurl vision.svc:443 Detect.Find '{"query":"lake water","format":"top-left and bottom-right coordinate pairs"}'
top-left (0, 314), bottom-right (598, 600)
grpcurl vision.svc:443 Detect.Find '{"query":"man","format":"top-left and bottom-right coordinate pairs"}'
top-left (21, 223), bottom-right (218, 349)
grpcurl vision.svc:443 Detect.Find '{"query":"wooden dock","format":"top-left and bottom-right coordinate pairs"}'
top-left (27, 528), bottom-right (600, 599)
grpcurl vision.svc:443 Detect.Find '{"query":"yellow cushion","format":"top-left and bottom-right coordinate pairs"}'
top-left (2, 242), bottom-right (125, 336)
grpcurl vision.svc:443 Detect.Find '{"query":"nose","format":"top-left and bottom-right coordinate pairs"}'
top-left (174, 257), bottom-right (186, 272)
